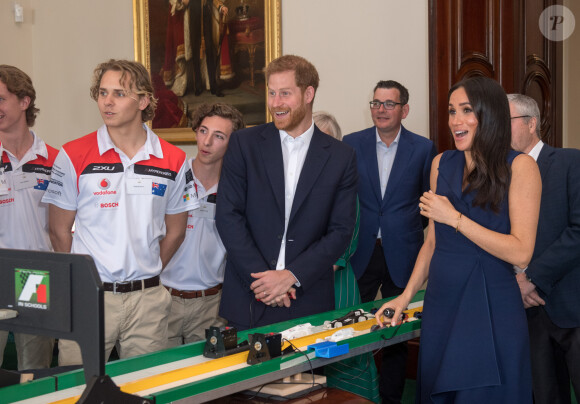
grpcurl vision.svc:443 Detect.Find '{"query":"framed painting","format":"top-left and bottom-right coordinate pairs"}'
top-left (133, 0), bottom-right (281, 144)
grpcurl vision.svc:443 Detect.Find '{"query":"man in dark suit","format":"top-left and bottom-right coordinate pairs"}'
top-left (343, 80), bottom-right (436, 403)
top-left (216, 55), bottom-right (357, 329)
top-left (509, 94), bottom-right (580, 404)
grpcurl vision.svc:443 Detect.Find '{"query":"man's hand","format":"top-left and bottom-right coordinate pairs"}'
top-left (251, 270), bottom-right (297, 307)
top-left (516, 272), bottom-right (546, 308)
top-left (274, 287), bottom-right (297, 308)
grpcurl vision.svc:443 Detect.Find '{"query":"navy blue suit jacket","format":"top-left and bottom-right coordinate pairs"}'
top-left (527, 144), bottom-right (580, 328)
top-left (216, 123), bottom-right (358, 328)
top-left (343, 125), bottom-right (436, 287)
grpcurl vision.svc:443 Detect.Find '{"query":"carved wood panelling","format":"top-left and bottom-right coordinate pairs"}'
top-left (429, 0), bottom-right (562, 151)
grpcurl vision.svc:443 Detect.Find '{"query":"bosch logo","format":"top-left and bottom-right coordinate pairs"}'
top-left (100, 202), bottom-right (119, 208)
top-left (98, 178), bottom-right (111, 190)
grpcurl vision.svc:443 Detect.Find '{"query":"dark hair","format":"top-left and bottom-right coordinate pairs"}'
top-left (373, 80), bottom-right (409, 105)
top-left (265, 55), bottom-right (319, 99)
top-left (190, 103), bottom-right (245, 133)
top-left (0, 65), bottom-right (39, 127)
top-left (90, 59), bottom-right (157, 122)
top-left (449, 76), bottom-right (511, 212)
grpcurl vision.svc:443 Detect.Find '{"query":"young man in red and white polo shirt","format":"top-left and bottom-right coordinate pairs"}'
top-left (161, 103), bottom-right (244, 345)
top-left (43, 59), bottom-right (198, 365)
top-left (0, 65), bottom-right (57, 370)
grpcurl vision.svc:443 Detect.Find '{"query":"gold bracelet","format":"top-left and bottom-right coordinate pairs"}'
top-left (455, 213), bottom-right (462, 233)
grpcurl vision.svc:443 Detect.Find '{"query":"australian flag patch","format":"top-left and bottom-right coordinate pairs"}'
top-left (34, 178), bottom-right (49, 190)
top-left (151, 182), bottom-right (167, 197)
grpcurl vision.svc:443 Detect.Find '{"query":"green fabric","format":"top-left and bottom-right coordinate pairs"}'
top-left (326, 198), bottom-right (381, 403)
top-left (334, 198), bottom-right (361, 308)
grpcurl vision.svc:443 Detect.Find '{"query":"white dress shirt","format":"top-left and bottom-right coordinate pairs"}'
top-left (528, 140), bottom-right (544, 162)
top-left (376, 127), bottom-right (401, 239)
top-left (276, 121), bottom-right (315, 276)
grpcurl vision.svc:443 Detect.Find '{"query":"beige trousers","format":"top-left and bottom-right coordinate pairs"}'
top-left (166, 290), bottom-right (226, 347)
top-left (0, 331), bottom-right (54, 370)
top-left (58, 285), bottom-right (171, 366)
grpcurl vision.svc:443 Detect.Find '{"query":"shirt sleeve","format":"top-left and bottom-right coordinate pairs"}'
top-left (41, 149), bottom-right (78, 211)
top-left (165, 159), bottom-right (199, 214)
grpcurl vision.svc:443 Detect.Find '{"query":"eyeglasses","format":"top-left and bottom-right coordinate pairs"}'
top-left (510, 115), bottom-right (531, 120)
top-left (369, 100), bottom-right (403, 110)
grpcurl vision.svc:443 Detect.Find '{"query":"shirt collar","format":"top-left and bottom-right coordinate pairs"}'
top-left (279, 120), bottom-right (315, 146)
top-left (191, 158), bottom-right (219, 197)
top-left (375, 126), bottom-right (401, 147)
top-left (527, 140), bottom-right (544, 162)
top-left (96, 124), bottom-right (163, 159)
top-left (0, 130), bottom-right (49, 162)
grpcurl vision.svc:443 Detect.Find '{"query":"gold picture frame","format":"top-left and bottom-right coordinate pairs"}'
top-left (133, 0), bottom-right (282, 144)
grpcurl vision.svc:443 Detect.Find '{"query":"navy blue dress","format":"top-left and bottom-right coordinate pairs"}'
top-left (417, 150), bottom-right (532, 403)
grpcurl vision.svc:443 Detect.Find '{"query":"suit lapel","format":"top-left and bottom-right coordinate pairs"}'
top-left (259, 124), bottom-right (285, 216)
top-left (536, 144), bottom-right (555, 182)
top-left (290, 130), bottom-right (330, 221)
top-left (362, 129), bottom-right (383, 204)
top-left (383, 128), bottom-right (413, 205)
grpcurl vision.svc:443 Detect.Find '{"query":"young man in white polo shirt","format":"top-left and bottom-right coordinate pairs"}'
top-left (43, 59), bottom-right (198, 365)
top-left (0, 65), bottom-right (56, 370)
top-left (161, 103), bottom-right (244, 345)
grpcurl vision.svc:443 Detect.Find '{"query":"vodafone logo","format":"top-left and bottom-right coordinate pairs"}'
top-left (99, 178), bottom-right (111, 190)
top-left (94, 178), bottom-right (117, 196)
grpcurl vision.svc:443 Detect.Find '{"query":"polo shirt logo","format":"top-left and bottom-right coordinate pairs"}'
top-left (152, 182), bottom-right (167, 197)
top-left (34, 179), bottom-right (49, 190)
top-left (134, 164), bottom-right (177, 181)
top-left (15, 268), bottom-right (50, 310)
top-left (22, 164), bottom-right (52, 176)
top-left (82, 163), bottom-right (124, 175)
top-left (186, 169), bottom-right (193, 184)
top-left (94, 178), bottom-right (117, 195)
top-left (98, 178), bottom-right (111, 190)
top-left (1, 162), bottom-right (12, 172)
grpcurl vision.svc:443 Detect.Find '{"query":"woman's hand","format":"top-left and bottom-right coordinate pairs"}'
top-left (375, 295), bottom-right (410, 328)
top-left (419, 190), bottom-right (460, 228)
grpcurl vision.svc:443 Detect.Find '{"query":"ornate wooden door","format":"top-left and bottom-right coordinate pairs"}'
top-left (429, 0), bottom-right (563, 151)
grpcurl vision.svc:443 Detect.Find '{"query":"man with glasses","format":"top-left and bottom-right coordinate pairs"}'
top-left (343, 80), bottom-right (436, 403)
top-left (509, 93), bottom-right (580, 404)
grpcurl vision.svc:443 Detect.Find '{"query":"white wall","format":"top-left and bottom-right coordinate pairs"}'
top-left (282, 0), bottom-right (429, 138)
top-left (31, 1), bottom-right (135, 148)
top-left (1, 0), bottom-right (33, 71)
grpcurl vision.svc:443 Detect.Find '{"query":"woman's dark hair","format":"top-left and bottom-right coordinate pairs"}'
top-left (449, 76), bottom-right (511, 212)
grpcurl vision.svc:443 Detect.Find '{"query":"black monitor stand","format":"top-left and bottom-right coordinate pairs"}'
top-left (0, 248), bottom-right (152, 403)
